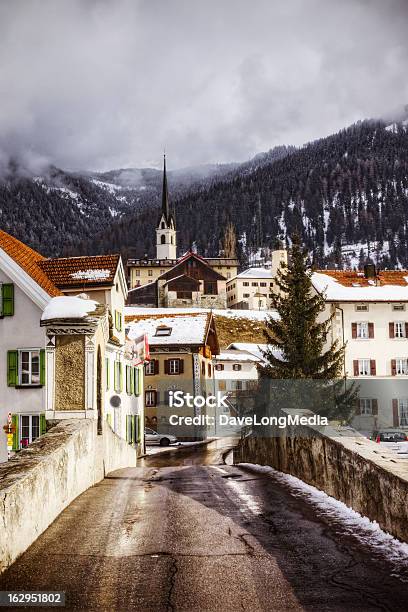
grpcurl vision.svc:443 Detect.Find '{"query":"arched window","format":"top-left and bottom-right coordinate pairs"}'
top-left (171, 236), bottom-right (173, 244)
top-left (161, 235), bottom-right (166, 244)
top-left (161, 222), bottom-right (165, 229)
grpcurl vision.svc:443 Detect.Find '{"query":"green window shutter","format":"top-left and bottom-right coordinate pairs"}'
top-left (137, 366), bottom-right (142, 396)
top-left (126, 366), bottom-right (129, 394)
top-left (119, 362), bottom-right (123, 392)
top-left (40, 349), bottom-right (46, 386)
top-left (7, 350), bottom-right (18, 386)
top-left (137, 415), bottom-right (141, 443)
top-left (12, 414), bottom-right (19, 450)
top-left (2, 284), bottom-right (14, 316)
top-left (126, 415), bottom-right (132, 442)
top-left (114, 361), bottom-right (119, 392)
top-left (130, 367), bottom-right (134, 395)
top-left (107, 413), bottom-right (112, 426)
top-left (40, 413), bottom-right (46, 435)
top-left (131, 415), bottom-right (135, 444)
top-left (105, 358), bottom-right (110, 390)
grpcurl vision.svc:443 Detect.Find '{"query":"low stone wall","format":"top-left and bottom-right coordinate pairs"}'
top-left (0, 420), bottom-right (136, 573)
top-left (234, 411), bottom-right (408, 543)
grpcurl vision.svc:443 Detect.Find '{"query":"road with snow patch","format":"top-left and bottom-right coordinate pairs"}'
top-left (1, 439), bottom-right (408, 610)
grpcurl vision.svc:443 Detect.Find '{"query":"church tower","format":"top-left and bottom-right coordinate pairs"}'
top-left (156, 154), bottom-right (177, 260)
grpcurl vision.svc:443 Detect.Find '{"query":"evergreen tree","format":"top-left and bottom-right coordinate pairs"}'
top-left (259, 235), bottom-right (357, 421)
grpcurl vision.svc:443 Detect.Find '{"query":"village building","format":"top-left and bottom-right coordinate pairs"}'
top-left (226, 248), bottom-right (288, 310)
top-left (212, 345), bottom-right (261, 412)
top-left (312, 266), bottom-right (408, 433)
top-left (0, 230), bottom-right (144, 463)
top-left (125, 311), bottom-right (219, 438)
top-left (126, 156), bottom-right (238, 306)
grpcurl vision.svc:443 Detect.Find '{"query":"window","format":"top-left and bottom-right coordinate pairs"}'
top-left (19, 350), bottom-right (40, 385)
top-left (161, 235), bottom-right (166, 244)
top-left (204, 281), bottom-right (217, 295)
top-left (177, 291), bottom-right (192, 299)
top-left (168, 359), bottom-right (180, 375)
top-left (145, 390), bottom-right (157, 407)
top-left (105, 358), bottom-right (110, 390)
top-left (155, 325), bottom-right (172, 336)
top-left (269, 282), bottom-right (274, 287)
top-left (161, 222), bottom-right (165, 229)
top-left (20, 414), bottom-right (40, 448)
top-left (396, 359), bottom-right (408, 375)
top-left (148, 270), bottom-right (153, 276)
top-left (399, 399), bottom-right (408, 426)
top-left (359, 398), bottom-right (373, 415)
top-left (358, 359), bottom-right (370, 376)
top-left (215, 364), bottom-right (224, 371)
top-left (393, 304), bottom-right (406, 311)
top-left (243, 293), bottom-right (250, 298)
top-left (395, 322), bottom-right (405, 338)
top-left (357, 322), bottom-right (369, 339)
top-left (243, 282), bottom-right (249, 287)
top-left (355, 304), bottom-right (369, 312)
top-left (145, 360), bottom-right (156, 376)
top-left (0, 283), bottom-right (14, 316)
top-left (252, 282), bottom-right (258, 287)
top-left (135, 270), bottom-right (140, 276)
top-left (227, 273), bottom-right (231, 279)
top-left (126, 365), bottom-right (133, 395)
top-left (269, 294), bottom-right (273, 298)
top-left (233, 364), bottom-right (242, 371)
top-left (260, 282), bottom-right (267, 287)
top-left (201, 362), bottom-right (205, 376)
top-left (208, 363), bottom-right (212, 377)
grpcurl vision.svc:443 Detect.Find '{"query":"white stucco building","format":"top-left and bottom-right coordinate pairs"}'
top-left (312, 268), bottom-right (408, 432)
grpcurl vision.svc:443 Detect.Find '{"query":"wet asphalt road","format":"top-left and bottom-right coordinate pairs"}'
top-left (1, 439), bottom-right (408, 611)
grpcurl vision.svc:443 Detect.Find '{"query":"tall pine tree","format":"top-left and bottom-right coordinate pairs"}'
top-left (259, 235), bottom-right (356, 421)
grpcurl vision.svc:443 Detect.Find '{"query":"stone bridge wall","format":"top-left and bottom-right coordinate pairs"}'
top-left (234, 412), bottom-right (408, 543)
top-left (0, 420), bottom-right (136, 573)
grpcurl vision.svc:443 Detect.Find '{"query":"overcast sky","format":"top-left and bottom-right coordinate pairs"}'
top-left (0, 0), bottom-right (407, 172)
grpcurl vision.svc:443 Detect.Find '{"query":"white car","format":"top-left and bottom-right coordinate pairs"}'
top-left (144, 428), bottom-right (178, 446)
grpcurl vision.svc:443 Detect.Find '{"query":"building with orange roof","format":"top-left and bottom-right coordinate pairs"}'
top-left (311, 265), bottom-right (408, 434)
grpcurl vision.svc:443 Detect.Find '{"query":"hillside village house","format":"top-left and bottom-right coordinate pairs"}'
top-left (226, 248), bottom-right (288, 310)
top-left (312, 267), bottom-right (408, 432)
top-left (0, 230), bottom-right (144, 463)
top-left (125, 311), bottom-right (219, 439)
top-left (212, 345), bottom-right (261, 414)
top-left (126, 156), bottom-right (238, 307)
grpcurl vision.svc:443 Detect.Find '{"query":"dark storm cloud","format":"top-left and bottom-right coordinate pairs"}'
top-left (0, 0), bottom-right (407, 171)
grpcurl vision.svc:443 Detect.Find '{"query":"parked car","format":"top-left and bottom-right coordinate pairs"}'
top-left (144, 428), bottom-right (178, 446)
top-left (370, 430), bottom-right (408, 456)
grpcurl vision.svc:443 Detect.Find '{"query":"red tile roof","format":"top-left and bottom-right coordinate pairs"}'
top-left (0, 230), bottom-right (61, 297)
top-left (317, 270), bottom-right (408, 287)
top-left (39, 255), bottom-right (120, 288)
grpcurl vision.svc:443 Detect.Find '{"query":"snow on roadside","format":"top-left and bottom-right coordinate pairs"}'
top-left (239, 463), bottom-right (408, 579)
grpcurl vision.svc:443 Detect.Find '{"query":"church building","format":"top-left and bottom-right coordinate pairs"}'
top-left (127, 156), bottom-right (238, 307)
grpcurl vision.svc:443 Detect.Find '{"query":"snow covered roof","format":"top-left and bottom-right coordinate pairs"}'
top-left (214, 349), bottom-right (261, 362)
top-left (127, 313), bottom-right (211, 346)
top-left (41, 296), bottom-right (99, 321)
top-left (39, 254), bottom-right (120, 288)
top-left (312, 271), bottom-right (408, 302)
top-left (232, 267), bottom-right (272, 280)
top-left (125, 306), bottom-right (278, 322)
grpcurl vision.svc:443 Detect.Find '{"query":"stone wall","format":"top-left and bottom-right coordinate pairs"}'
top-left (55, 336), bottom-right (85, 410)
top-left (0, 420), bottom-right (136, 573)
top-left (234, 411), bottom-right (408, 543)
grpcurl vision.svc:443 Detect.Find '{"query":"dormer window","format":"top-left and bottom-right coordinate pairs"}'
top-left (155, 325), bottom-right (172, 337)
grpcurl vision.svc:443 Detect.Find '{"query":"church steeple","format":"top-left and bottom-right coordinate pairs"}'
top-left (156, 153), bottom-right (177, 259)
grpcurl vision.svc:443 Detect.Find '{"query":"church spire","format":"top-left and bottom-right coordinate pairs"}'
top-left (161, 153), bottom-right (170, 223)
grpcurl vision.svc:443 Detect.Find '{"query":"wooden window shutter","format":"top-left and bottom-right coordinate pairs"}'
top-left (137, 368), bottom-right (142, 395)
top-left (114, 362), bottom-right (118, 391)
top-left (2, 283), bottom-right (14, 316)
top-left (351, 323), bottom-right (357, 339)
top-left (353, 360), bottom-right (359, 376)
top-left (40, 413), bottom-right (46, 435)
top-left (405, 322), bottom-right (408, 338)
top-left (392, 399), bottom-right (399, 426)
top-left (368, 323), bottom-right (374, 338)
top-left (389, 322), bottom-right (395, 338)
top-left (131, 415), bottom-right (135, 444)
top-left (355, 399), bottom-right (361, 415)
top-left (40, 349), bottom-right (46, 386)
top-left (154, 359), bottom-right (159, 375)
top-left (7, 350), bottom-right (18, 386)
top-left (391, 359), bottom-right (397, 376)
top-left (372, 399), bottom-right (378, 415)
top-left (370, 360), bottom-right (376, 376)
top-left (179, 359), bottom-right (184, 374)
top-left (137, 415), bottom-right (141, 442)
top-left (126, 415), bottom-right (131, 442)
top-left (164, 359), bottom-right (169, 374)
top-left (119, 362), bottom-right (123, 392)
top-left (12, 414), bottom-right (19, 450)
top-left (154, 390), bottom-right (158, 406)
